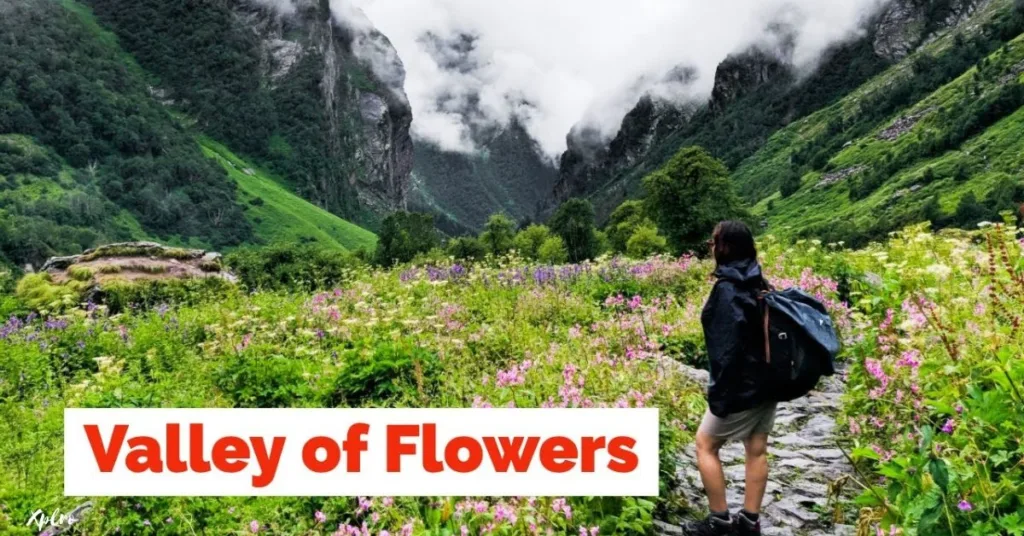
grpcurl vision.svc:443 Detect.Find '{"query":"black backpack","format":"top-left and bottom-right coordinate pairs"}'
top-left (757, 285), bottom-right (841, 402)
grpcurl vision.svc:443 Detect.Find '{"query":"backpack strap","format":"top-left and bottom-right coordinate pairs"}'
top-left (758, 278), bottom-right (773, 364)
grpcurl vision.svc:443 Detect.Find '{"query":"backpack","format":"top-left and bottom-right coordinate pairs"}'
top-left (757, 285), bottom-right (841, 402)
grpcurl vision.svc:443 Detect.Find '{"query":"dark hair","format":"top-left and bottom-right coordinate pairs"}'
top-left (711, 220), bottom-right (757, 266)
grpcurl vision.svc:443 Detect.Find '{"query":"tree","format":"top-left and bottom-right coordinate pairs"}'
top-left (512, 225), bottom-right (553, 259)
top-left (373, 212), bottom-right (439, 266)
top-left (549, 198), bottom-right (599, 263)
top-left (606, 200), bottom-right (648, 253)
top-left (479, 213), bottom-right (516, 256)
top-left (642, 146), bottom-right (749, 254)
top-left (779, 170), bottom-right (802, 198)
top-left (446, 237), bottom-right (486, 261)
top-left (626, 224), bottom-right (668, 259)
top-left (953, 192), bottom-right (985, 227)
top-left (537, 236), bottom-right (569, 264)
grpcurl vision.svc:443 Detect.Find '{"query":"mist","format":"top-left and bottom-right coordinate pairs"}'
top-left (340, 0), bottom-right (891, 157)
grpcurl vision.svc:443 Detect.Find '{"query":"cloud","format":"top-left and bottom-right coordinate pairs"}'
top-left (342, 0), bottom-right (891, 157)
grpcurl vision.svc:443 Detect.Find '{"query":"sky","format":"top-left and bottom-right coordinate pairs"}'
top-left (343, 0), bottom-right (891, 158)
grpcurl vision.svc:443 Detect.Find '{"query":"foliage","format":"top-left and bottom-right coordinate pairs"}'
top-left (101, 278), bottom-right (236, 314)
top-left (446, 236), bottom-right (488, 262)
top-left (606, 200), bottom-right (650, 253)
top-left (512, 224), bottom-right (555, 260)
top-left (327, 342), bottom-right (441, 407)
top-left (13, 273), bottom-right (87, 314)
top-left (0, 1), bottom-right (252, 266)
top-left (374, 212), bottom-right (441, 267)
top-left (226, 242), bottom-right (366, 292)
top-left (549, 198), bottom-right (600, 263)
top-left (537, 236), bottom-right (570, 264)
top-left (626, 224), bottom-right (670, 259)
top-left (642, 147), bottom-right (749, 254)
top-left (479, 213), bottom-right (517, 256)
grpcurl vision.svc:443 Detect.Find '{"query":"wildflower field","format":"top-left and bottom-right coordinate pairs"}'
top-left (0, 224), bottom-right (1022, 535)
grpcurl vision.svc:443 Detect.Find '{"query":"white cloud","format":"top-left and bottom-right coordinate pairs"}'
top-left (340, 0), bottom-right (890, 157)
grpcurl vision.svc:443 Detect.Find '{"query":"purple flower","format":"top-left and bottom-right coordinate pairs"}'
top-left (941, 419), bottom-right (956, 434)
top-left (315, 510), bottom-right (326, 524)
top-left (957, 500), bottom-right (972, 512)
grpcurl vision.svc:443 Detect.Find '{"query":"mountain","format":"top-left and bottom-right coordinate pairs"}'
top-left (0, 0), bottom-right (386, 270)
top-left (549, 0), bottom-right (1015, 226)
top-left (80, 0), bottom-right (413, 226)
top-left (410, 121), bottom-right (559, 235)
top-left (402, 32), bottom-right (559, 233)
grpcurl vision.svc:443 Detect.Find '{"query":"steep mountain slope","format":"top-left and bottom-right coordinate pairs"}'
top-left (82, 0), bottom-right (414, 227)
top-left (200, 138), bottom-right (377, 252)
top-left (0, 0), bottom-right (380, 270)
top-left (550, 0), bottom-right (1006, 222)
top-left (410, 121), bottom-right (558, 234)
top-left (0, 0), bottom-right (251, 269)
top-left (739, 2), bottom-right (1024, 245)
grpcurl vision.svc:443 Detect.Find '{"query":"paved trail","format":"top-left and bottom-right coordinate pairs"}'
top-left (655, 362), bottom-right (858, 536)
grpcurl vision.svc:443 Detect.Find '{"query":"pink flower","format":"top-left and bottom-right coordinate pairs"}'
top-left (958, 500), bottom-right (972, 512)
top-left (400, 522), bottom-right (414, 536)
top-left (315, 511), bottom-right (327, 524)
top-left (849, 417), bottom-right (861, 435)
top-left (941, 419), bottom-right (956, 434)
top-left (250, 520), bottom-right (260, 533)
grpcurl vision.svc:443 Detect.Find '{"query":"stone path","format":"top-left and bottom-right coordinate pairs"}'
top-left (655, 362), bottom-right (857, 536)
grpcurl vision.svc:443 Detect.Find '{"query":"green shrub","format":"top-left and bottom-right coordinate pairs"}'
top-left (101, 277), bottom-right (235, 313)
top-left (326, 342), bottom-right (440, 407)
top-left (215, 354), bottom-right (312, 408)
top-left (67, 265), bottom-right (95, 282)
top-left (98, 265), bottom-right (123, 274)
top-left (14, 273), bottom-right (86, 313)
top-left (537, 236), bottom-right (569, 264)
top-left (226, 242), bottom-right (364, 291)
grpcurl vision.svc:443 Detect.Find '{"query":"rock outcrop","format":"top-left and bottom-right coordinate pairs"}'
top-left (42, 242), bottom-right (236, 286)
top-left (873, 0), bottom-right (992, 60)
top-left (237, 0), bottom-right (414, 216)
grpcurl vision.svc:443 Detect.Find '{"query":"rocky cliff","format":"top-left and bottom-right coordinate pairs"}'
top-left (83, 0), bottom-right (414, 225)
top-left (547, 0), bottom-right (993, 220)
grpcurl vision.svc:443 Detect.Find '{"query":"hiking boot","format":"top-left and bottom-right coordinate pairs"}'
top-left (682, 514), bottom-right (734, 536)
top-left (732, 512), bottom-right (761, 535)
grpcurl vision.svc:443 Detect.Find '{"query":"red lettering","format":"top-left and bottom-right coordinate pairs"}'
top-left (422, 423), bottom-right (444, 473)
top-left (387, 425), bottom-right (419, 472)
top-left (84, 424), bottom-right (127, 472)
top-left (189, 423), bottom-right (211, 472)
top-left (482, 436), bottom-right (538, 472)
top-left (343, 423), bottom-right (369, 472)
top-left (607, 436), bottom-right (638, 473)
top-left (580, 436), bottom-right (606, 472)
top-left (250, 436), bottom-right (286, 488)
top-left (212, 436), bottom-right (249, 473)
top-left (125, 436), bottom-right (163, 473)
top-left (165, 424), bottom-right (187, 473)
top-left (539, 436), bottom-right (578, 473)
top-left (444, 436), bottom-right (483, 473)
top-left (303, 436), bottom-right (340, 473)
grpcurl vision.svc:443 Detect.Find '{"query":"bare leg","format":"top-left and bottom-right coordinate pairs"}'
top-left (695, 431), bottom-right (728, 512)
top-left (742, 433), bottom-right (770, 514)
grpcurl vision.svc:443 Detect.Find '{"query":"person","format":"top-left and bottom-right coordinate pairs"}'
top-left (683, 220), bottom-right (774, 536)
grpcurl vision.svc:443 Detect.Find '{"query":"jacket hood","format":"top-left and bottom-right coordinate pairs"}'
top-left (713, 258), bottom-right (763, 286)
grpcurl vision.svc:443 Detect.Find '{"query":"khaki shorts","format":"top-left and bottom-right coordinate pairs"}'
top-left (698, 401), bottom-right (778, 442)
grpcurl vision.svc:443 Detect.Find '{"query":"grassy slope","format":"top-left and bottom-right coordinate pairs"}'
top-left (736, 0), bottom-right (1022, 239)
top-left (199, 138), bottom-right (377, 252)
top-left (63, 0), bottom-right (376, 253)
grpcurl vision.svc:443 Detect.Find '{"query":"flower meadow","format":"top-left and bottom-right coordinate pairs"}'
top-left (0, 224), bottom-right (1022, 535)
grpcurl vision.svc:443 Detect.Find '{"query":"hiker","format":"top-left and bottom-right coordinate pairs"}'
top-left (684, 220), bottom-right (772, 536)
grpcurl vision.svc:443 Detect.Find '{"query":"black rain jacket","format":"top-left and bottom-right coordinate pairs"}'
top-left (700, 258), bottom-right (770, 418)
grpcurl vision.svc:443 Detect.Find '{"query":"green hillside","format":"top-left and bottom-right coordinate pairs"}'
top-left (199, 138), bottom-right (377, 252)
top-left (735, 0), bottom-right (1024, 245)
